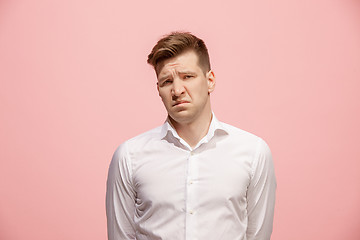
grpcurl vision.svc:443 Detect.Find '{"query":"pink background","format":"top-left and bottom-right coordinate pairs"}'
top-left (1, 0), bottom-right (360, 239)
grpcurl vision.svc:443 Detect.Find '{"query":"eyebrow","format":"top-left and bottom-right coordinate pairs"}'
top-left (178, 70), bottom-right (196, 75)
top-left (158, 70), bottom-right (197, 82)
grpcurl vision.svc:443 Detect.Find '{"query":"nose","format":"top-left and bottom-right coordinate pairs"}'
top-left (171, 78), bottom-right (185, 97)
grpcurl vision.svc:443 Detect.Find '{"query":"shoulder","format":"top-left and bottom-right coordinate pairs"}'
top-left (219, 121), bottom-right (272, 158)
top-left (109, 125), bottom-right (164, 173)
top-left (127, 124), bottom-right (164, 149)
top-left (221, 122), bottom-right (263, 145)
top-left (222, 123), bottom-right (275, 176)
top-left (113, 124), bottom-right (164, 158)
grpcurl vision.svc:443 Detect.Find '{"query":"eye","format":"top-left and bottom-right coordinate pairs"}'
top-left (184, 75), bottom-right (193, 79)
top-left (161, 79), bottom-right (172, 87)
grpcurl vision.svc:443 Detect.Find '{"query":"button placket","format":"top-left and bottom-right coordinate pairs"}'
top-left (185, 151), bottom-right (198, 239)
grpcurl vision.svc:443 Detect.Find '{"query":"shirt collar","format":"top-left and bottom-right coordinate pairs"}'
top-left (160, 113), bottom-right (229, 150)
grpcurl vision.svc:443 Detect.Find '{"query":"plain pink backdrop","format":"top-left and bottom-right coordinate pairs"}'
top-left (1, 0), bottom-right (359, 239)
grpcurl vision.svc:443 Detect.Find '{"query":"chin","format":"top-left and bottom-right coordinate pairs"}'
top-left (169, 111), bottom-right (194, 124)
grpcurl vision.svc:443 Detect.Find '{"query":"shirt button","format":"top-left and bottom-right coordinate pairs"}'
top-left (190, 151), bottom-right (195, 156)
top-left (189, 180), bottom-right (193, 185)
top-left (189, 210), bottom-right (194, 215)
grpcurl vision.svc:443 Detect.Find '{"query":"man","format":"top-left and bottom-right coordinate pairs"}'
top-left (106, 32), bottom-right (276, 240)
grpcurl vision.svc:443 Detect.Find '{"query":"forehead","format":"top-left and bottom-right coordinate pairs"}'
top-left (156, 51), bottom-right (201, 76)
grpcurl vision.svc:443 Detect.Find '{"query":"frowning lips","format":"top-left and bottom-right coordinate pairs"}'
top-left (172, 100), bottom-right (190, 107)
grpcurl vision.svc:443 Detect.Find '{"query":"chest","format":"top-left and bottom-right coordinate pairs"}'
top-left (131, 142), bottom-right (254, 207)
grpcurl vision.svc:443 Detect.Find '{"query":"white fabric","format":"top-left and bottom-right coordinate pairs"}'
top-left (106, 114), bottom-right (276, 240)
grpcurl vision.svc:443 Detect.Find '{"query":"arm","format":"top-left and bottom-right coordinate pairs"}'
top-left (246, 138), bottom-right (277, 240)
top-left (106, 142), bottom-right (136, 240)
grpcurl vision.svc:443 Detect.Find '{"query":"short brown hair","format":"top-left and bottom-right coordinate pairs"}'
top-left (147, 31), bottom-right (211, 75)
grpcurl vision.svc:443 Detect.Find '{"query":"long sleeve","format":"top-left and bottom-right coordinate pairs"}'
top-left (106, 142), bottom-right (136, 240)
top-left (246, 138), bottom-right (277, 240)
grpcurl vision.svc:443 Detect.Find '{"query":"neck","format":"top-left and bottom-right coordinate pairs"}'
top-left (170, 103), bottom-right (213, 149)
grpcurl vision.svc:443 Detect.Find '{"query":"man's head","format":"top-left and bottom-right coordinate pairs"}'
top-left (147, 32), bottom-right (211, 76)
top-left (148, 32), bottom-right (216, 126)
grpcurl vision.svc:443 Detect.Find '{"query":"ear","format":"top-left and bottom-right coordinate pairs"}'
top-left (156, 82), bottom-right (160, 96)
top-left (207, 70), bottom-right (216, 94)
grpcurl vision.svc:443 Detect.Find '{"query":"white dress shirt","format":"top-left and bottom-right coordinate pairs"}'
top-left (106, 114), bottom-right (276, 240)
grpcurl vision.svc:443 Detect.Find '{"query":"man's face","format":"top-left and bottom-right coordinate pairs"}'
top-left (157, 50), bottom-right (215, 125)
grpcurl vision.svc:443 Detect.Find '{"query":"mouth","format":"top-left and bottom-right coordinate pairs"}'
top-left (172, 100), bottom-right (189, 107)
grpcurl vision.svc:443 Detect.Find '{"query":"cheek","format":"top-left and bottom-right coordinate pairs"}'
top-left (193, 81), bottom-right (209, 96)
top-left (158, 90), bottom-right (170, 102)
